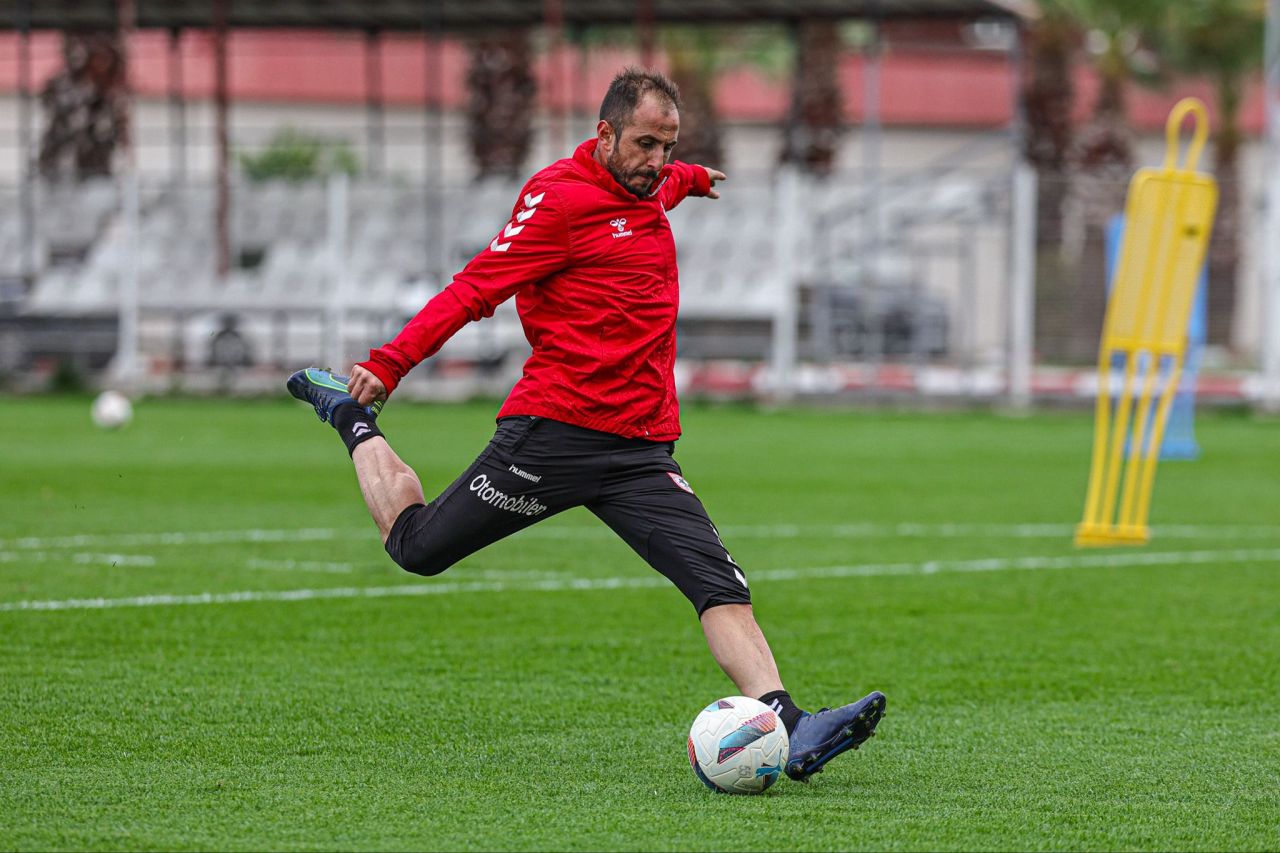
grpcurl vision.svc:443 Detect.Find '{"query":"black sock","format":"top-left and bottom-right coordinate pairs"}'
top-left (330, 402), bottom-right (384, 456)
top-left (759, 690), bottom-right (805, 735)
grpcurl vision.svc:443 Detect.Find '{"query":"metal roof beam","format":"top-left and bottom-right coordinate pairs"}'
top-left (0, 0), bottom-right (1027, 32)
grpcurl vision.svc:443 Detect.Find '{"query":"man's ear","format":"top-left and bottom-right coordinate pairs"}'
top-left (596, 119), bottom-right (614, 154)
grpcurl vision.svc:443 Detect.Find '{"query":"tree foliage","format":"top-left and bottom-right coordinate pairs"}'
top-left (239, 129), bottom-right (359, 183)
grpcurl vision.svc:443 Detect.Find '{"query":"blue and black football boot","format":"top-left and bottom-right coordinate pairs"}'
top-left (286, 367), bottom-right (383, 424)
top-left (785, 691), bottom-right (886, 782)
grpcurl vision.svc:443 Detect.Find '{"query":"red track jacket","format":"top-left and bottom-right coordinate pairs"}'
top-left (359, 138), bottom-right (712, 441)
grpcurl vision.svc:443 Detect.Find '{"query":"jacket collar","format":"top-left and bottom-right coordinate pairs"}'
top-left (573, 138), bottom-right (669, 202)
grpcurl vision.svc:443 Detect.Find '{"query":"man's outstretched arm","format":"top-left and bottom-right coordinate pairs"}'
top-left (355, 186), bottom-right (571, 398)
top-left (658, 161), bottom-right (724, 210)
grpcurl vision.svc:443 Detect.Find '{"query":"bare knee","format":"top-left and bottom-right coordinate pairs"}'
top-left (700, 601), bottom-right (756, 625)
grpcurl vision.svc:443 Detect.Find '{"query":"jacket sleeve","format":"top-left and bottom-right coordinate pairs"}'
top-left (657, 160), bottom-right (713, 211)
top-left (359, 186), bottom-right (570, 394)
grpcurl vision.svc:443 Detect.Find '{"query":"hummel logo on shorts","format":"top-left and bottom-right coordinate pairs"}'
top-left (509, 465), bottom-right (542, 483)
top-left (352, 422), bottom-right (371, 437)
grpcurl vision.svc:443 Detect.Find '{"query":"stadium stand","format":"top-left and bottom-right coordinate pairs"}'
top-left (4, 148), bottom-right (1010, 380)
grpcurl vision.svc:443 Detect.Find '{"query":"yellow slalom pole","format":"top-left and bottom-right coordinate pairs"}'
top-left (1074, 98), bottom-right (1217, 548)
top-left (1098, 350), bottom-right (1141, 531)
top-left (1080, 348), bottom-right (1115, 529)
top-left (1134, 358), bottom-right (1185, 526)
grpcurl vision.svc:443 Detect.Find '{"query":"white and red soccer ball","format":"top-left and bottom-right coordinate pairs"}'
top-left (687, 696), bottom-right (789, 794)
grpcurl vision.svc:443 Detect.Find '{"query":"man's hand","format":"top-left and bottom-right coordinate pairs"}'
top-left (704, 167), bottom-right (727, 199)
top-left (347, 364), bottom-right (387, 408)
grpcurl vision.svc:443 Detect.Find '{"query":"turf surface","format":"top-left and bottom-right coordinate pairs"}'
top-left (2, 397), bottom-right (1278, 851)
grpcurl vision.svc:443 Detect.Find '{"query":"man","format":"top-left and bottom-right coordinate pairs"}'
top-left (288, 68), bottom-right (885, 783)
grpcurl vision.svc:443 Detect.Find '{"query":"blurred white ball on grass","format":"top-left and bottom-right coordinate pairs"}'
top-left (91, 390), bottom-right (133, 430)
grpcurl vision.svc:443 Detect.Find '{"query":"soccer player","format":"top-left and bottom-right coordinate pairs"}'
top-left (289, 68), bottom-right (885, 782)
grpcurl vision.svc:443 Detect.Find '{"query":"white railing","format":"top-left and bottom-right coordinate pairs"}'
top-left (0, 165), bottom-right (1271, 407)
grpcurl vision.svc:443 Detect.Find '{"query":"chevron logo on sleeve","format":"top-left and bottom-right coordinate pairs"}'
top-left (490, 191), bottom-right (546, 253)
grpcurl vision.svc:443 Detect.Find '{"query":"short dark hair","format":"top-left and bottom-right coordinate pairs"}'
top-left (598, 67), bottom-right (681, 133)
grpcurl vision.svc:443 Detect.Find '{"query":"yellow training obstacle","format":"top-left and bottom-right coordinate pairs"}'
top-left (1075, 98), bottom-right (1218, 548)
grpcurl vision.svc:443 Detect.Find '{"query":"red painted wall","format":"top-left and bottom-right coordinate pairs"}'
top-left (0, 29), bottom-right (1266, 134)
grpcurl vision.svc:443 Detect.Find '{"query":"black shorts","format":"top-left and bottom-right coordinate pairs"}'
top-left (384, 416), bottom-right (751, 615)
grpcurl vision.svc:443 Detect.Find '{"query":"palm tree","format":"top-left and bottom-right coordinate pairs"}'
top-left (465, 29), bottom-right (537, 179)
top-left (1023, 6), bottom-right (1078, 249)
top-left (664, 27), bottom-right (725, 170)
top-left (1161, 0), bottom-right (1266, 348)
top-left (779, 20), bottom-right (844, 175)
top-left (664, 23), bottom-right (795, 171)
top-left (1029, 0), bottom-right (1164, 362)
top-left (1023, 6), bottom-right (1082, 361)
top-left (38, 32), bottom-right (128, 181)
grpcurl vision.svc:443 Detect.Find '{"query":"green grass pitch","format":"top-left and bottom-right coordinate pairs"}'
top-left (2, 396), bottom-right (1278, 851)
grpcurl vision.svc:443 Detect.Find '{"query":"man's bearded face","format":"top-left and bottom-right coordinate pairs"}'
top-left (603, 95), bottom-right (679, 198)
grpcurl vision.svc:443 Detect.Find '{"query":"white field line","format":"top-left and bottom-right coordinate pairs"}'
top-left (0, 528), bottom-right (342, 550)
top-left (2, 547), bottom-right (1278, 613)
top-left (0, 551), bottom-right (155, 567)
top-left (245, 559), bottom-right (355, 574)
top-left (240, 561), bottom-right (566, 579)
top-left (571, 522), bottom-right (1280, 540)
top-left (465, 568), bottom-right (584, 581)
top-left (4, 522), bottom-right (1280, 552)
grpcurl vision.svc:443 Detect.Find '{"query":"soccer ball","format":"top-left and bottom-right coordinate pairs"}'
top-left (687, 696), bottom-right (789, 794)
top-left (91, 390), bottom-right (133, 430)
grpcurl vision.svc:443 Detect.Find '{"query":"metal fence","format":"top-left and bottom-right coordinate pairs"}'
top-left (1, 158), bottom-right (1274, 407)
top-left (0, 163), bottom-right (1022, 395)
